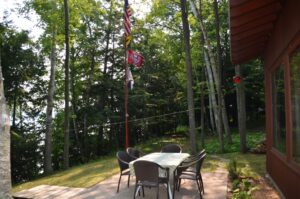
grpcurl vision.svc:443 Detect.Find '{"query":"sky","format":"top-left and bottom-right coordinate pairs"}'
top-left (0, 0), bottom-right (151, 42)
top-left (0, 0), bottom-right (43, 40)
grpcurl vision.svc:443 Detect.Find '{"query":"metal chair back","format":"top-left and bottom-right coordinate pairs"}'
top-left (116, 151), bottom-right (131, 172)
top-left (161, 144), bottom-right (182, 153)
top-left (126, 147), bottom-right (141, 160)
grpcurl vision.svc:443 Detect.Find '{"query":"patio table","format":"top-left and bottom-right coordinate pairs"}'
top-left (129, 152), bottom-right (190, 176)
top-left (129, 152), bottom-right (190, 199)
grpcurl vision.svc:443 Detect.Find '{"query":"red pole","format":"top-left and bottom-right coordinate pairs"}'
top-left (124, 0), bottom-right (130, 148)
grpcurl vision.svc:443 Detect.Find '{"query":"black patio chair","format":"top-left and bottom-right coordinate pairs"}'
top-left (133, 160), bottom-right (170, 199)
top-left (173, 152), bottom-right (206, 199)
top-left (183, 149), bottom-right (206, 172)
top-left (126, 147), bottom-right (141, 160)
top-left (161, 144), bottom-right (182, 153)
top-left (116, 151), bottom-right (132, 193)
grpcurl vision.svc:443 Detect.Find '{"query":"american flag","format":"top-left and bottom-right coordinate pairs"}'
top-left (124, 0), bottom-right (132, 39)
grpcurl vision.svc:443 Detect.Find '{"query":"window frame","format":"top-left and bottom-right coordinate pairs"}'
top-left (270, 63), bottom-right (287, 155)
top-left (288, 37), bottom-right (300, 169)
top-left (285, 32), bottom-right (300, 175)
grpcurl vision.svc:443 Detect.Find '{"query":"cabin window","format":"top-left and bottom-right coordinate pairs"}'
top-left (290, 47), bottom-right (300, 163)
top-left (272, 64), bottom-right (286, 153)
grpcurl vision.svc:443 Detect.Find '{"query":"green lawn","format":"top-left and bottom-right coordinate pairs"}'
top-left (13, 156), bottom-right (119, 193)
top-left (13, 130), bottom-right (267, 193)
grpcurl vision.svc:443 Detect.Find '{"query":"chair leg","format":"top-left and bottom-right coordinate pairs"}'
top-left (173, 179), bottom-right (176, 199)
top-left (199, 174), bottom-right (204, 194)
top-left (156, 186), bottom-right (159, 199)
top-left (127, 174), bottom-right (130, 187)
top-left (177, 179), bottom-right (181, 191)
top-left (196, 178), bottom-right (202, 199)
top-left (117, 174), bottom-right (122, 193)
top-left (133, 184), bottom-right (138, 199)
top-left (167, 183), bottom-right (170, 199)
top-left (142, 186), bottom-right (145, 197)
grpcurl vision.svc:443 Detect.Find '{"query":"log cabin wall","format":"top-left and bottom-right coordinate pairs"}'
top-left (264, 0), bottom-right (300, 198)
top-left (230, 0), bottom-right (300, 198)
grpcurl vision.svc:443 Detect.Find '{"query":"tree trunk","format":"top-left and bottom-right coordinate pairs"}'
top-left (70, 47), bottom-right (84, 163)
top-left (44, 30), bottom-right (56, 174)
top-left (204, 48), bottom-right (224, 152)
top-left (200, 66), bottom-right (205, 148)
top-left (97, 1), bottom-right (113, 155)
top-left (180, 0), bottom-right (197, 154)
top-left (235, 64), bottom-right (247, 153)
top-left (109, 1), bottom-right (116, 147)
top-left (221, 96), bottom-right (232, 143)
top-left (12, 89), bottom-right (17, 128)
top-left (208, 90), bottom-right (216, 134)
top-left (203, 48), bottom-right (216, 135)
top-left (213, 0), bottom-right (232, 144)
top-left (63, 0), bottom-right (70, 169)
top-left (0, 47), bottom-right (12, 199)
top-left (190, 0), bottom-right (224, 152)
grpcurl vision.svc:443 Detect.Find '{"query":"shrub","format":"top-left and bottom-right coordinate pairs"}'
top-left (228, 158), bottom-right (239, 180)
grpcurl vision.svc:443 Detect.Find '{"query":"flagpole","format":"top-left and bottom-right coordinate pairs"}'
top-left (124, 45), bottom-right (129, 149)
top-left (124, 0), bottom-right (129, 149)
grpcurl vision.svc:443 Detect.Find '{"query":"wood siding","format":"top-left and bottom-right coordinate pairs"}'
top-left (230, 0), bottom-right (300, 198)
top-left (264, 0), bottom-right (300, 198)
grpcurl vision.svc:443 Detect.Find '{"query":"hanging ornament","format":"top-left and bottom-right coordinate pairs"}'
top-left (233, 76), bottom-right (241, 84)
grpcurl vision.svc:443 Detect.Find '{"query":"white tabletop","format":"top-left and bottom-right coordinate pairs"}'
top-left (129, 152), bottom-right (190, 176)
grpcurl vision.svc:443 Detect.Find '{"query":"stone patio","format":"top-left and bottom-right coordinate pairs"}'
top-left (14, 168), bottom-right (228, 199)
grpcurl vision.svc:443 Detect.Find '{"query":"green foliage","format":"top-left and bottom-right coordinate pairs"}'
top-left (204, 131), bottom-right (265, 154)
top-left (1, 21), bottom-right (47, 183)
top-left (175, 125), bottom-right (188, 134)
top-left (232, 191), bottom-right (251, 199)
top-left (228, 158), bottom-right (239, 180)
top-left (231, 178), bottom-right (258, 199)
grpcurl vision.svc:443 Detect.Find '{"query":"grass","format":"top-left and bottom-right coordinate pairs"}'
top-left (204, 130), bottom-right (265, 154)
top-left (203, 131), bottom-right (266, 178)
top-left (12, 156), bottom-right (119, 193)
top-left (221, 153), bottom-right (266, 178)
top-left (12, 129), bottom-right (267, 193)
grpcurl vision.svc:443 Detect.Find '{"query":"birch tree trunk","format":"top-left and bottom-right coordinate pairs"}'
top-left (213, 0), bottom-right (232, 144)
top-left (200, 66), bottom-right (205, 148)
top-left (63, 0), bottom-right (70, 169)
top-left (235, 64), bottom-right (247, 153)
top-left (180, 0), bottom-right (197, 154)
top-left (190, 0), bottom-right (225, 152)
top-left (204, 48), bottom-right (224, 152)
top-left (0, 47), bottom-right (12, 199)
top-left (208, 91), bottom-right (216, 134)
top-left (44, 30), bottom-right (56, 174)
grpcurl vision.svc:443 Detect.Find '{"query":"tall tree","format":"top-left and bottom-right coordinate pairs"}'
top-left (213, 0), bottom-right (232, 144)
top-left (0, 41), bottom-right (12, 199)
top-left (235, 64), bottom-right (247, 153)
top-left (44, 29), bottom-right (56, 174)
top-left (180, 0), bottom-right (197, 154)
top-left (63, 0), bottom-right (70, 169)
top-left (189, 0), bottom-right (224, 152)
top-left (25, 0), bottom-right (64, 174)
